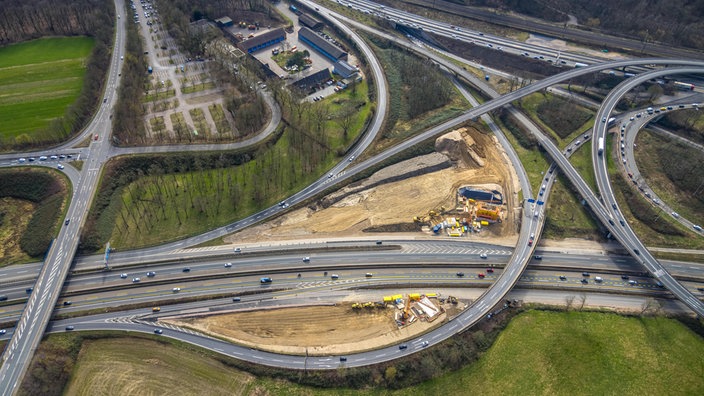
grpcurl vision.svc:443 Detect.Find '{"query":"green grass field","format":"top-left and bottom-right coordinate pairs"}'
top-left (0, 37), bottom-right (94, 138)
top-left (61, 311), bottom-right (704, 395)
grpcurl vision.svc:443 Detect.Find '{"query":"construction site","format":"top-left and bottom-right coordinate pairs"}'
top-left (356, 292), bottom-right (445, 327)
top-left (164, 292), bottom-right (469, 356)
top-left (413, 185), bottom-right (505, 237)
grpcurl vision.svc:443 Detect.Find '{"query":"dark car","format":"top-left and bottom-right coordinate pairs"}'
top-left (582, 272), bottom-right (590, 277)
top-left (232, 297), bottom-right (241, 302)
top-left (65, 325), bottom-right (75, 331)
top-left (399, 344), bottom-right (408, 350)
top-left (581, 279), bottom-right (588, 284)
top-left (182, 267), bottom-right (191, 272)
top-left (559, 275), bottom-right (567, 281)
top-left (621, 275), bottom-right (630, 280)
top-left (26, 287), bottom-right (33, 294)
top-left (456, 272), bottom-right (465, 277)
top-left (154, 329), bottom-right (163, 334)
top-left (63, 301), bottom-right (72, 306)
top-left (64, 219), bottom-right (70, 226)
top-left (340, 357), bottom-right (347, 362)
top-left (533, 255), bottom-right (543, 260)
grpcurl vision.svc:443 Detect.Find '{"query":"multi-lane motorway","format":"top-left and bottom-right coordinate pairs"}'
top-left (1, 0), bottom-right (704, 390)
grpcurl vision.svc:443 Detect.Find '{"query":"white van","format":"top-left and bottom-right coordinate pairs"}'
top-left (595, 277), bottom-right (603, 283)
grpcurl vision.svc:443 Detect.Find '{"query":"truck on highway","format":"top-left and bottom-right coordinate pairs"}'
top-left (598, 137), bottom-right (604, 155)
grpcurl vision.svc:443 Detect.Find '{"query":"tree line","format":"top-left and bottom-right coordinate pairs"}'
top-left (0, 0), bottom-right (115, 150)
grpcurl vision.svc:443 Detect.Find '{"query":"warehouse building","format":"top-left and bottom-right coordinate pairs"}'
top-left (237, 28), bottom-right (286, 53)
top-left (298, 27), bottom-right (347, 62)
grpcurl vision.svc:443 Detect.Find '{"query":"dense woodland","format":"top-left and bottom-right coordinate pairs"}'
top-left (0, 0), bottom-right (114, 150)
top-left (0, 170), bottom-right (66, 257)
top-left (154, 0), bottom-right (280, 56)
top-left (432, 0), bottom-right (704, 50)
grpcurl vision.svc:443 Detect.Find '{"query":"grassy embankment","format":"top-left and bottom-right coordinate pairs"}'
top-left (603, 128), bottom-right (704, 252)
top-left (496, 92), bottom-right (600, 239)
top-left (49, 310), bottom-right (704, 395)
top-left (0, 37), bottom-right (93, 143)
top-left (0, 168), bottom-right (70, 265)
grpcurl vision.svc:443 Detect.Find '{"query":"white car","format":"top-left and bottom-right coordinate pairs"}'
top-left (120, 273), bottom-right (128, 279)
top-left (0, 329), bottom-right (6, 335)
top-left (224, 262), bottom-right (232, 268)
top-left (132, 277), bottom-right (140, 283)
top-left (480, 253), bottom-right (488, 259)
top-left (172, 287), bottom-right (181, 292)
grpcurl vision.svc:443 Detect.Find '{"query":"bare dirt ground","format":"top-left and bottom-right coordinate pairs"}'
top-left (165, 304), bottom-right (449, 356)
top-left (225, 126), bottom-right (519, 245)
top-left (207, 127), bottom-right (520, 353)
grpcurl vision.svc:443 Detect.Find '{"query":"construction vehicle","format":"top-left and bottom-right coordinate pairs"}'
top-left (402, 296), bottom-right (412, 320)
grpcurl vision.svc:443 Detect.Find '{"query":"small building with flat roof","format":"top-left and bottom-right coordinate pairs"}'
top-left (215, 16), bottom-right (233, 27)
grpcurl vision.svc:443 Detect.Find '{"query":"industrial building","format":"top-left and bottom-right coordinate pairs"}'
top-left (214, 16), bottom-right (233, 27)
top-left (298, 13), bottom-right (324, 31)
top-left (292, 68), bottom-right (332, 92)
top-left (333, 60), bottom-right (358, 79)
top-left (459, 186), bottom-right (503, 204)
top-left (236, 27), bottom-right (286, 53)
top-left (298, 26), bottom-right (348, 62)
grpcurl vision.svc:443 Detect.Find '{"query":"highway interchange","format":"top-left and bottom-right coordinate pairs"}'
top-left (1, 0), bottom-right (704, 391)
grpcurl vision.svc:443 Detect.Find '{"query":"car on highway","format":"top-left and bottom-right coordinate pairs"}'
top-left (120, 273), bottom-right (128, 279)
top-left (456, 272), bottom-right (465, 277)
top-left (0, 329), bottom-right (6, 335)
top-left (621, 275), bottom-right (630, 280)
top-left (182, 267), bottom-right (190, 272)
top-left (234, 247), bottom-right (242, 253)
top-left (331, 274), bottom-right (339, 279)
top-left (152, 307), bottom-right (161, 312)
top-left (65, 326), bottom-right (75, 331)
top-left (477, 273), bottom-right (485, 278)
top-left (63, 301), bottom-right (72, 306)
top-left (365, 273), bottom-right (373, 278)
top-left (132, 277), bottom-right (140, 283)
top-left (479, 253), bottom-right (487, 259)
top-left (533, 255), bottom-right (543, 260)
top-left (172, 287), bottom-right (180, 292)
top-left (559, 275), bottom-right (567, 281)
top-left (633, 249), bottom-right (640, 255)
top-left (399, 344), bottom-right (408, 350)
top-left (146, 271), bottom-right (156, 277)
top-left (57, 164), bottom-right (65, 170)
top-left (64, 219), bottom-right (70, 226)
top-left (582, 272), bottom-right (590, 277)
top-left (671, 212), bottom-right (680, 218)
top-left (26, 287), bottom-right (33, 294)
top-left (93, 134), bottom-right (99, 140)
top-left (302, 256), bottom-right (310, 262)
top-left (224, 262), bottom-right (232, 268)
top-left (486, 268), bottom-right (494, 273)
top-left (260, 277), bottom-right (273, 283)
top-left (154, 328), bottom-right (163, 334)
top-left (232, 297), bottom-right (241, 302)
top-left (421, 340), bottom-right (429, 347)
top-left (581, 279), bottom-right (588, 284)
top-left (619, 219), bottom-right (626, 226)
top-left (629, 280), bottom-right (638, 285)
